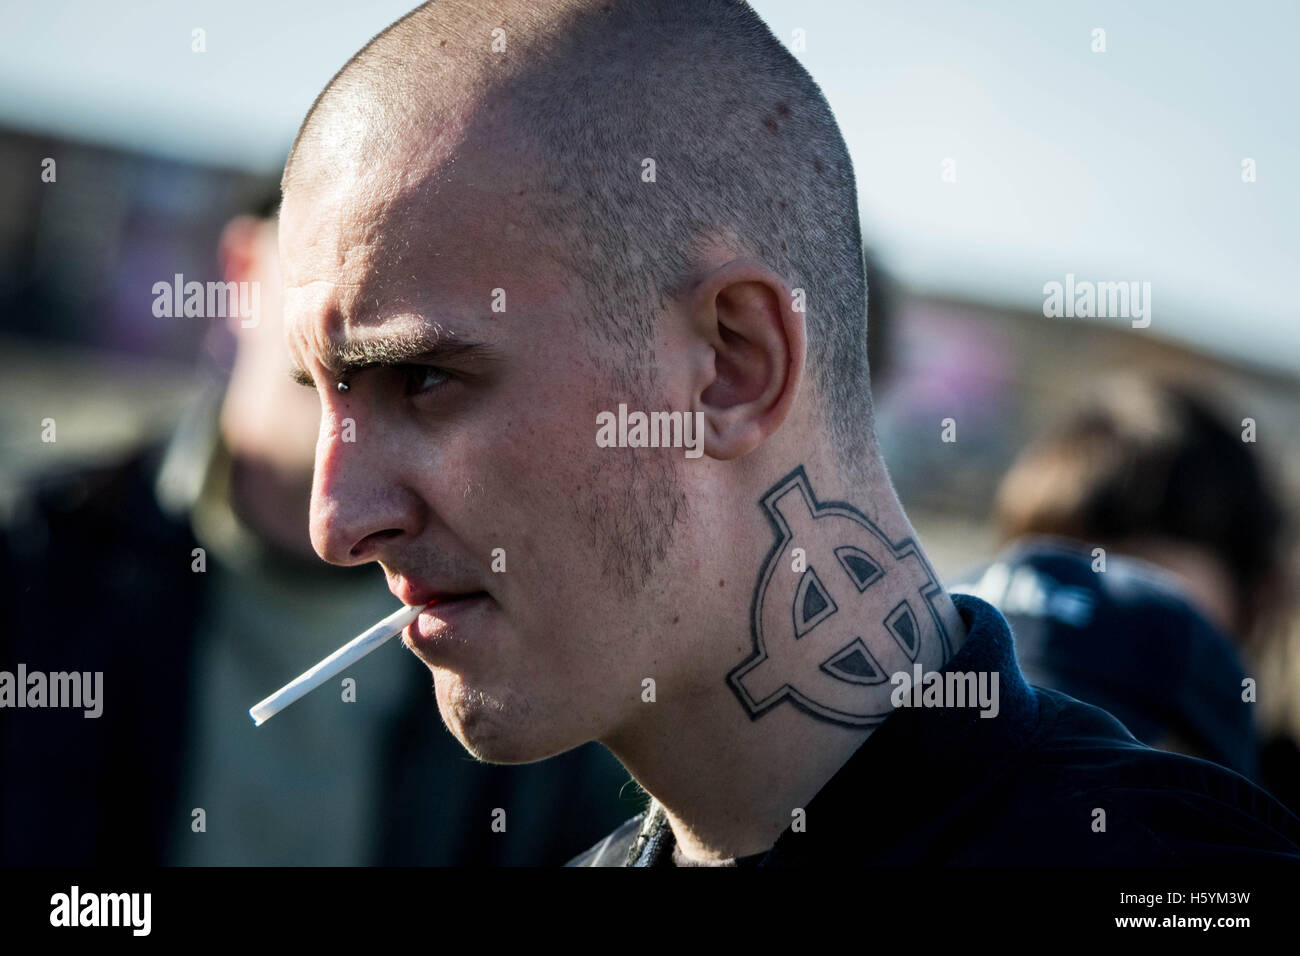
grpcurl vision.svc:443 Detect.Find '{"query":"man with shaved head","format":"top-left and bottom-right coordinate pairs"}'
top-left (279, 0), bottom-right (1300, 865)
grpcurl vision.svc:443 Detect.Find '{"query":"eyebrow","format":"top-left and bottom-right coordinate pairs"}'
top-left (288, 330), bottom-right (500, 388)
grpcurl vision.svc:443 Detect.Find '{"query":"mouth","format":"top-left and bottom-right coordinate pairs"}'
top-left (403, 592), bottom-right (492, 654)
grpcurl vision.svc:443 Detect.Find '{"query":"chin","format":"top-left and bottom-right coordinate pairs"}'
top-left (435, 672), bottom-right (553, 765)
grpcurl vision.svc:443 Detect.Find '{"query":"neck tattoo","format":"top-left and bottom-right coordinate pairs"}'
top-left (727, 465), bottom-right (953, 727)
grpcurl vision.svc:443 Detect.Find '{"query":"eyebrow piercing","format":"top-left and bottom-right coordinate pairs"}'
top-left (337, 380), bottom-right (350, 393)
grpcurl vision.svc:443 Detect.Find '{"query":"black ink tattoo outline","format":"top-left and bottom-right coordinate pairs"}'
top-left (727, 465), bottom-right (952, 726)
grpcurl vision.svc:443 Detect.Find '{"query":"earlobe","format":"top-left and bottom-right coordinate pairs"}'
top-left (693, 260), bottom-right (805, 461)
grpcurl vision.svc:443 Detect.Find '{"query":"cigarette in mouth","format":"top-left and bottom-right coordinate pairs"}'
top-left (249, 603), bottom-right (428, 726)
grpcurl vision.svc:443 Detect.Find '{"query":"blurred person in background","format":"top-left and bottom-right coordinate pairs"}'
top-left (955, 377), bottom-right (1296, 807)
top-left (0, 184), bottom-right (636, 865)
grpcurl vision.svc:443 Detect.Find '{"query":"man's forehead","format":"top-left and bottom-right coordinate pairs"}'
top-left (282, 149), bottom-right (542, 298)
top-left (285, 188), bottom-right (493, 329)
top-left (284, 129), bottom-right (531, 241)
top-left (280, 220), bottom-right (494, 369)
top-left (280, 178), bottom-right (427, 289)
top-left (278, 132), bottom-right (577, 378)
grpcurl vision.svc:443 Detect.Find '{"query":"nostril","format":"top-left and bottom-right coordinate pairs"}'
top-left (350, 527), bottom-right (403, 560)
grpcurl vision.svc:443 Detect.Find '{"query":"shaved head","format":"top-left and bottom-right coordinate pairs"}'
top-left (284, 0), bottom-right (874, 477)
top-left (276, 0), bottom-right (951, 781)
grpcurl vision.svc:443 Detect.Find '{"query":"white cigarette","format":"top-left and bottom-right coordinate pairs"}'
top-left (249, 603), bottom-right (427, 726)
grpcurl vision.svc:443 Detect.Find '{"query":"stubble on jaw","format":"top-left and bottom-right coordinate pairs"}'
top-left (438, 673), bottom-right (533, 763)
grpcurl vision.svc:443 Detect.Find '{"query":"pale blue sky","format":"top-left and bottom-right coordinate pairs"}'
top-left (1, 0), bottom-right (1295, 370)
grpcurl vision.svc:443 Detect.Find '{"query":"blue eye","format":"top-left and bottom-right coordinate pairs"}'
top-left (405, 365), bottom-right (451, 396)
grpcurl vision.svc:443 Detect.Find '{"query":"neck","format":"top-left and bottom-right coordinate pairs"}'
top-left (604, 463), bottom-right (967, 861)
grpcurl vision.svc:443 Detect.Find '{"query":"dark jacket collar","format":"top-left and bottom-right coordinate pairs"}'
top-left (629, 594), bottom-right (1038, 865)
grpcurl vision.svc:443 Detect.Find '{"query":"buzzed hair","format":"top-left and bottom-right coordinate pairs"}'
top-left (285, 0), bottom-right (875, 478)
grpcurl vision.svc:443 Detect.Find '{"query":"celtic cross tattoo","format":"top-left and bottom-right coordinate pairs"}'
top-left (727, 465), bottom-right (953, 727)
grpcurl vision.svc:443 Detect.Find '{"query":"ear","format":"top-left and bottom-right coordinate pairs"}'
top-left (690, 258), bottom-right (806, 460)
top-left (217, 214), bottom-right (265, 335)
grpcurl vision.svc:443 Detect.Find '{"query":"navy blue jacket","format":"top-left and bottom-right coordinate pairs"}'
top-left (954, 536), bottom-right (1258, 778)
top-left (569, 594), bottom-right (1300, 866)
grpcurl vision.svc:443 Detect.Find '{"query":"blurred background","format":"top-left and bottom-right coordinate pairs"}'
top-left (0, 0), bottom-right (1296, 862)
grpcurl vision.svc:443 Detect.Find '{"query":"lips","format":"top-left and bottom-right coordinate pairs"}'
top-left (388, 575), bottom-right (491, 655)
top-left (405, 592), bottom-right (491, 652)
top-left (390, 578), bottom-right (485, 609)
top-left (421, 592), bottom-right (489, 612)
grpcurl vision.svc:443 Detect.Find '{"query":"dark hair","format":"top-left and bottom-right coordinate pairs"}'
top-left (249, 184), bottom-right (282, 221)
top-left (226, 177), bottom-right (281, 222)
top-left (995, 378), bottom-right (1289, 638)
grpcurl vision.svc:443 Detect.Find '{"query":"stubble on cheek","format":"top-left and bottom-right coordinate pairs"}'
top-left (571, 424), bottom-right (690, 598)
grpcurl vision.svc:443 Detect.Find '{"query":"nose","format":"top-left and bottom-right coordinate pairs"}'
top-left (309, 400), bottom-right (422, 566)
